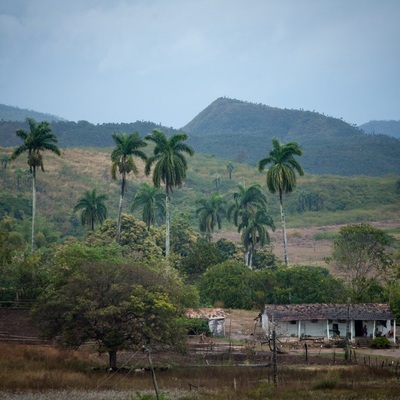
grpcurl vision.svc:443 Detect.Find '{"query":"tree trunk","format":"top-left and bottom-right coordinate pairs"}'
top-left (248, 244), bottom-right (254, 269)
top-left (31, 169), bottom-right (36, 253)
top-left (109, 350), bottom-right (117, 370)
top-left (117, 173), bottom-right (126, 244)
top-left (279, 192), bottom-right (289, 266)
top-left (117, 194), bottom-right (123, 243)
top-left (165, 194), bottom-right (170, 260)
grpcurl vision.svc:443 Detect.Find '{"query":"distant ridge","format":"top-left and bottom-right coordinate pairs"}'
top-left (0, 104), bottom-right (66, 123)
top-left (182, 97), bottom-right (400, 176)
top-left (359, 120), bottom-right (400, 139)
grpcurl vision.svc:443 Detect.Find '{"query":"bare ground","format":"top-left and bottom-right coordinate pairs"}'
top-left (214, 219), bottom-right (400, 267)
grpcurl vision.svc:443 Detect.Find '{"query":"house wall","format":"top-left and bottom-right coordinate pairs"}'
top-left (208, 318), bottom-right (225, 337)
top-left (263, 316), bottom-right (395, 341)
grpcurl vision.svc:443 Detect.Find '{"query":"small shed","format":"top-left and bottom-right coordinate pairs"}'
top-left (262, 303), bottom-right (396, 344)
top-left (186, 308), bottom-right (226, 337)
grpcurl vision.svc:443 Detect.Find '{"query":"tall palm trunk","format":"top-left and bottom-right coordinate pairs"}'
top-left (31, 168), bottom-right (36, 253)
top-left (116, 173), bottom-right (126, 243)
top-left (165, 194), bottom-right (170, 259)
top-left (279, 191), bottom-right (289, 266)
top-left (249, 242), bottom-right (255, 269)
top-left (244, 250), bottom-right (249, 267)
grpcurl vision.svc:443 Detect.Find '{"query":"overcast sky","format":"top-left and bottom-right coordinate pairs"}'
top-left (1, 0), bottom-right (399, 128)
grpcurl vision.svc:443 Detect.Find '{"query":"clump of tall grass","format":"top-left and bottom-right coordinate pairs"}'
top-left (312, 231), bottom-right (338, 241)
top-left (311, 371), bottom-right (340, 390)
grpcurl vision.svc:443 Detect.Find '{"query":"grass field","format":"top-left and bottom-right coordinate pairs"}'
top-left (1, 336), bottom-right (400, 399)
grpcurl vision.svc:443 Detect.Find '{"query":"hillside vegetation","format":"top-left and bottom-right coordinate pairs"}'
top-left (0, 104), bottom-right (64, 123)
top-left (183, 98), bottom-right (400, 176)
top-left (1, 98), bottom-right (400, 176)
top-left (1, 146), bottom-right (399, 246)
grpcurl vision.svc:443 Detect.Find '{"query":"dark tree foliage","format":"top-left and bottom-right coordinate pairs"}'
top-left (176, 240), bottom-right (226, 284)
top-left (198, 263), bottom-right (347, 310)
top-left (198, 261), bottom-right (255, 309)
top-left (32, 261), bottom-right (189, 370)
top-left (329, 223), bottom-right (394, 302)
top-left (267, 266), bottom-right (348, 304)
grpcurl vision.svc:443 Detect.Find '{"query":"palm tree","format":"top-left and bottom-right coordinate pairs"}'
top-left (10, 118), bottom-right (61, 252)
top-left (226, 161), bottom-right (234, 180)
top-left (131, 182), bottom-right (165, 230)
top-left (258, 138), bottom-right (304, 266)
top-left (196, 193), bottom-right (226, 241)
top-left (227, 183), bottom-right (268, 227)
top-left (212, 175), bottom-right (221, 190)
top-left (238, 208), bottom-right (275, 268)
top-left (1, 155), bottom-right (10, 169)
top-left (145, 129), bottom-right (195, 258)
top-left (111, 132), bottom-right (147, 243)
top-left (73, 188), bottom-right (107, 231)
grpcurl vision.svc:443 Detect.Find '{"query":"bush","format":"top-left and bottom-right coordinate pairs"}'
top-left (371, 337), bottom-right (391, 349)
top-left (179, 317), bottom-right (210, 336)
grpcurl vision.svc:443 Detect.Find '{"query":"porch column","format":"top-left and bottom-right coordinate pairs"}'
top-left (326, 320), bottom-right (330, 341)
top-left (350, 320), bottom-right (354, 342)
top-left (297, 320), bottom-right (301, 339)
top-left (393, 319), bottom-right (396, 345)
top-left (373, 320), bottom-right (376, 339)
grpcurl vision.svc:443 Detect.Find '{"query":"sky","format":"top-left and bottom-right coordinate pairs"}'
top-left (0, 0), bottom-right (399, 128)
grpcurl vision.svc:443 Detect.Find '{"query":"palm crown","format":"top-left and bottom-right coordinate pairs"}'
top-left (145, 130), bottom-right (195, 195)
top-left (258, 138), bottom-right (304, 199)
top-left (12, 118), bottom-right (61, 176)
top-left (74, 188), bottom-right (107, 231)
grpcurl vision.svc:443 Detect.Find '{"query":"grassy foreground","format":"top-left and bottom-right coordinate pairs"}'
top-left (1, 342), bottom-right (400, 399)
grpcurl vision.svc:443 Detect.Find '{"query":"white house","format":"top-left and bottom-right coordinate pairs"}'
top-left (262, 303), bottom-right (396, 344)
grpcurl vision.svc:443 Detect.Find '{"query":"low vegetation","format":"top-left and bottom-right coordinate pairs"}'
top-left (1, 343), bottom-right (400, 399)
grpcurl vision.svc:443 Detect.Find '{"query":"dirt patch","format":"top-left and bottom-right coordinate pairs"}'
top-left (215, 219), bottom-right (400, 267)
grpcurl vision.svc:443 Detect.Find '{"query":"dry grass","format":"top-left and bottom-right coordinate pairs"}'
top-left (1, 342), bottom-right (400, 399)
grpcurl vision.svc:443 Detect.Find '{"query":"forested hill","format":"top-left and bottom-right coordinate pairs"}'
top-left (182, 97), bottom-right (400, 176)
top-left (0, 120), bottom-right (176, 148)
top-left (1, 99), bottom-right (400, 176)
top-left (0, 104), bottom-right (65, 123)
top-left (359, 120), bottom-right (400, 139)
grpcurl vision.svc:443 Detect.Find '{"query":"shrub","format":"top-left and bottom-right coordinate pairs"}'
top-left (370, 337), bottom-right (391, 349)
top-left (179, 317), bottom-right (210, 336)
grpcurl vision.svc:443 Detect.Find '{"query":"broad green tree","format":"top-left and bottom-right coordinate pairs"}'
top-left (145, 130), bottom-right (194, 258)
top-left (238, 208), bottom-right (275, 268)
top-left (31, 261), bottom-right (190, 370)
top-left (198, 260), bottom-right (254, 309)
top-left (131, 182), bottom-right (165, 230)
top-left (111, 132), bottom-right (147, 243)
top-left (195, 193), bottom-right (226, 241)
top-left (73, 188), bottom-right (107, 231)
top-left (10, 118), bottom-right (61, 252)
top-left (177, 240), bottom-right (225, 284)
top-left (258, 138), bottom-right (304, 266)
top-left (329, 223), bottom-right (394, 302)
top-left (89, 215), bottom-right (164, 260)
